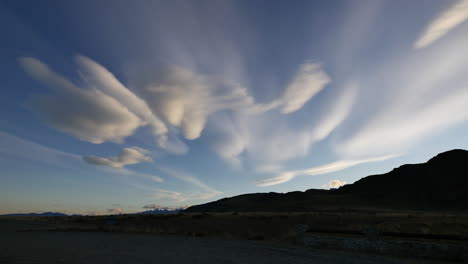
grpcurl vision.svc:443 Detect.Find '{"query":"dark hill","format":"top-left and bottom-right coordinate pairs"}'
top-left (0, 212), bottom-right (68, 217)
top-left (186, 149), bottom-right (468, 212)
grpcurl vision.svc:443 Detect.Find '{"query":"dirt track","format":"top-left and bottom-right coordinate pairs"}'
top-left (0, 220), bottom-right (447, 264)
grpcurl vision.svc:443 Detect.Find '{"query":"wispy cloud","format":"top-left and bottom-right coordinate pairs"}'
top-left (279, 63), bottom-right (330, 113)
top-left (139, 66), bottom-right (254, 141)
top-left (211, 85), bottom-right (353, 170)
top-left (257, 155), bottom-right (395, 187)
top-left (0, 131), bottom-right (80, 165)
top-left (75, 56), bottom-right (169, 147)
top-left (19, 57), bottom-right (144, 144)
top-left (249, 63), bottom-right (330, 114)
top-left (159, 166), bottom-right (223, 199)
top-left (414, 0), bottom-right (468, 49)
top-left (83, 147), bottom-right (152, 168)
top-left (337, 27), bottom-right (468, 158)
top-left (142, 204), bottom-right (188, 210)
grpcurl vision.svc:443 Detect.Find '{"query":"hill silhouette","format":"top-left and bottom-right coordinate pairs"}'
top-left (0, 212), bottom-right (68, 217)
top-left (186, 149), bottom-right (468, 212)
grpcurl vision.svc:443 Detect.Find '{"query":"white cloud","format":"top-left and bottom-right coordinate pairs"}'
top-left (339, 87), bottom-right (468, 157)
top-left (322, 179), bottom-right (347, 189)
top-left (256, 172), bottom-right (296, 187)
top-left (142, 204), bottom-right (188, 210)
top-left (414, 0), bottom-right (468, 49)
top-left (257, 155), bottom-right (395, 187)
top-left (280, 63), bottom-right (330, 113)
top-left (337, 27), bottom-right (468, 158)
top-left (83, 147), bottom-right (152, 168)
top-left (309, 86), bottom-right (356, 142)
top-left (20, 55), bottom-right (331, 165)
top-left (75, 55), bottom-right (169, 146)
top-left (143, 187), bottom-right (219, 204)
top-left (150, 189), bottom-right (187, 203)
top-left (249, 63), bottom-right (330, 114)
top-left (211, 85), bottom-right (353, 170)
top-left (141, 66), bottom-right (254, 141)
top-left (19, 57), bottom-right (144, 144)
top-left (19, 56), bottom-right (190, 154)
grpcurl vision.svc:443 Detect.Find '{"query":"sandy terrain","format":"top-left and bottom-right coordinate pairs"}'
top-left (0, 220), bottom-right (449, 264)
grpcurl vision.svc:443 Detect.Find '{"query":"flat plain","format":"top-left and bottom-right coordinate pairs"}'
top-left (0, 217), bottom-right (459, 264)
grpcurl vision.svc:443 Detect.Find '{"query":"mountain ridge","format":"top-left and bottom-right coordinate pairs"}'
top-left (185, 149), bottom-right (468, 212)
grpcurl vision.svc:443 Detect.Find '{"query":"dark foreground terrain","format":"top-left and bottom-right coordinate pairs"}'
top-left (2, 149), bottom-right (468, 263)
top-left (0, 220), bottom-right (452, 264)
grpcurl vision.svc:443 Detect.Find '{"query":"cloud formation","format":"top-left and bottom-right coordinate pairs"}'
top-left (83, 147), bottom-right (152, 168)
top-left (279, 63), bottom-right (331, 113)
top-left (129, 167), bottom-right (224, 204)
top-left (21, 55), bottom-right (330, 161)
top-left (211, 85), bottom-right (353, 170)
top-left (414, 0), bottom-right (468, 49)
top-left (338, 26), bottom-right (468, 158)
top-left (75, 56), bottom-right (169, 145)
top-left (322, 179), bottom-right (347, 189)
top-left (140, 66), bottom-right (253, 140)
top-left (250, 63), bottom-right (330, 114)
top-left (0, 131), bottom-right (80, 166)
top-left (257, 155), bottom-right (395, 187)
top-left (142, 204), bottom-right (188, 210)
top-left (20, 57), bottom-right (143, 144)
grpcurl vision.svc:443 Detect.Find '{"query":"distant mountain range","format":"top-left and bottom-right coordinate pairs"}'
top-left (134, 209), bottom-right (185, 214)
top-left (186, 149), bottom-right (468, 212)
top-left (1, 209), bottom-right (185, 217)
top-left (0, 212), bottom-right (68, 217)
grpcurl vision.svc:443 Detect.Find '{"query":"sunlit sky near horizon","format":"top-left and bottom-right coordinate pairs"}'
top-left (1, 0), bottom-right (468, 215)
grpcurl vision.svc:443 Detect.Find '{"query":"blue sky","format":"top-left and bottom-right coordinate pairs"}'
top-left (1, 0), bottom-right (468, 215)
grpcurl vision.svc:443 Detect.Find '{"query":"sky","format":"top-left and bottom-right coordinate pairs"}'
top-left (1, 0), bottom-right (468, 215)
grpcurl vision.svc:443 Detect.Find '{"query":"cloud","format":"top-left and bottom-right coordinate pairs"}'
top-left (145, 187), bottom-right (217, 204)
top-left (106, 208), bottom-right (123, 214)
top-left (20, 56), bottom-right (190, 154)
top-left (142, 204), bottom-right (189, 210)
top-left (322, 179), bottom-right (347, 189)
top-left (337, 28), bottom-right (468, 158)
top-left (414, 0), bottom-right (468, 49)
top-left (83, 147), bottom-right (152, 168)
top-left (0, 131), bottom-right (80, 166)
top-left (20, 55), bottom-right (331, 165)
top-left (256, 172), bottom-right (296, 187)
top-left (108, 167), bottom-right (163, 182)
top-left (309, 86), bottom-right (356, 142)
top-left (279, 63), bottom-right (330, 113)
top-left (210, 85), bottom-right (353, 169)
top-left (139, 66), bottom-right (256, 141)
top-left (151, 188), bottom-right (187, 203)
top-left (159, 167), bottom-right (223, 196)
top-left (338, 88), bottom-right (468, 157)
top-left (75, 55), bottom-right (169, 146)
top-left (19, 57), bottom-right (144, 144)
top-left (153, 167), bottom-right (223, 202)
top-left (249, 63), bottom-right (330, 114)
top-left (257, 155), bottom-right (395, 187)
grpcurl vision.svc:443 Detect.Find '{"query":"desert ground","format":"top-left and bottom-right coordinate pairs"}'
top-left (0, 216), bottom-right (463, 264)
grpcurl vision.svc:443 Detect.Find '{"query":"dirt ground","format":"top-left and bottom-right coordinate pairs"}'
top-left (0, 220), bottom-right (450, 264)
